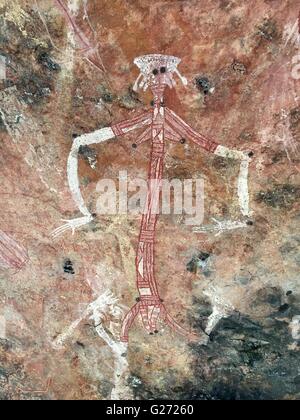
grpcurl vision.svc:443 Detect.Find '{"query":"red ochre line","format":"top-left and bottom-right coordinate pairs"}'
top-left (111, 111), bottom-right (152, 136)
top-left (120, 101), bottom-right (219, 342)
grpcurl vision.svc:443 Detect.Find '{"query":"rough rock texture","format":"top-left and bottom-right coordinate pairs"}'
top-left (0, 0), bottom-right (299, 400)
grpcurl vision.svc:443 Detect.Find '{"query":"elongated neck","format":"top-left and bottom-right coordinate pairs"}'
top-left (151, 84), bottom-right (166, 106)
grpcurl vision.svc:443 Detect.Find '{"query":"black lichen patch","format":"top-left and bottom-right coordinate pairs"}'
top-left (279, 240), bottom-right (299, 257)
top-left (254, 286), bottom-right (282, 308)
top-left (97, 84), bottom-right (117, 104)
top-left (231, 60), bottom-right (247, 75)
top-left (37, 51), bottom-right (61, 72)
top-left (212, 156), bottom-right (232, 171)
top-left (191, 296), bottom-right (213, 332)
top-left (17, 71), bottom-right (52, 105)
top-left (195, 77), bottom-right (213, 95)
top-left (256, 18), bottom-right (279, 42)
top-left (219, 0), bottom-right (235, 12)
top-left (98, 379), bottom-right (114, 399)
top-left (187, 252), bottom-right (210, 274)
top-left (118, 86), bottom-right (142, 109)
top-left (131, 312), bottom-right (299, 400)
top-left (290, 107), bottom-right (300, 128)
top-left (63, 259), bottom-right (75, 275)
top-left (0, 114), bottom-right (6, 132)
top-left (238, 130), bottom-right (254, 142)
top-left (130, 287), bottom-right (300, 400)
top-left (256, 185), bottom-right (300, 209)
top-left (79, 145), bottom-right (97, 168)
top-left (290, 107), bottom-right (300, 143)
top-left (0, 7), bottom-right (61, 107)
top-left (271, 151), bottom-right (286, 164)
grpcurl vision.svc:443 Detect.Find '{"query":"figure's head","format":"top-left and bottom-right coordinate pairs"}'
top-left (133, 54), bottom-right (188, 93)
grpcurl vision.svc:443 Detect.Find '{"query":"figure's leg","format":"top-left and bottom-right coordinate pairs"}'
top-left (120, 303), bottom-right (140, 342)
top-left (149, 305), bottom-right (161, 333)
top-left (139, 305), bottom-right (152, 334)
top-left (160, 305), bottom-right (199, 342)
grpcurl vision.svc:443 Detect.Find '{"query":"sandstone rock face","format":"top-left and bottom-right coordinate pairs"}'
top-left (0, 0), bottom-right (299, 400)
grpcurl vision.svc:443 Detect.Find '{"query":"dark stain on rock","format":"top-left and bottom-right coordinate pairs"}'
top-left (256, 185), bottom-right (300, 209)
top-left (130, 286), bottom-right (299, 400)
top-left (97, 84), bottom-right (117, 104)
top-left (231, 60), bottom-right (247, 75)
top-left (63, 259), bottom-right (75, 275)
top-left (118, 86), bottom-right (142, 109)
top-left (37, 51), bottom-right (61, 72)
top-left (0, 114), bottom-right (6, 132)
top-left (255, 286), bottom-right (283, 308)
top-left (98, 379), bottom-right (114, 399)
top-left (279, 240), bottom-right (300, 268)
top-left (219, 0), bottom-right (235, 12)
top-left (195, 76), bottom-right (213, 95)
top-left (290, 107), bottom-right (300, 143)
top-left (79, 145), bottom-right (97, 168)
top-left (280, 241), bottom-right (297, 256)
top-left (238, 130), bottom-right (254, 142)
top-left (279, 303), bottom-right (289, 313)
top-left (187, 252), bottom-right (210, 274)
top-left (290, 107), bottom-right (300, 128)
top-left (0, 8), bottom-right (61, 108)
top-left (192, 296), bottom-right (213, 332)
top-left (271, 151), bottom-right (286, 164)
top-left (212, 156), bottom-right (231, 171)
top-left (17, 72), bottom-right (52, 105)
top-left (256, 18), bottom-right (279, 42)
top-left (0, 339), bottom-right (12, 352)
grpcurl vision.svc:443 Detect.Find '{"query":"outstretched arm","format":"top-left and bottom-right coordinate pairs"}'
top-left (52, 111), bottom-right (152, 238)
top-left (165, 108), bottom-right (251, 217)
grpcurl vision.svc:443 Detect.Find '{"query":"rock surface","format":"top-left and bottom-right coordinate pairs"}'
top-left (0, 0), bottom-right (299, 400)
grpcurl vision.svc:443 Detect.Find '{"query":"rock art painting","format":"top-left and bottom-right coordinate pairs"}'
top-left (0, 0), bottom-right (299, 402)
top-left (52, 53), bottom-right (252, 343)
top-left (0, 230), bottom-right (28, 270)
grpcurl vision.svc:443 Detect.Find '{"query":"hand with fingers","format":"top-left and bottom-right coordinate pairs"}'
top-left (51, 215), bottom-right (93, 239)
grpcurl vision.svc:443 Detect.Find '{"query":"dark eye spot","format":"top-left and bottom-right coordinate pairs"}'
top-left (153, 69), bottom-right (159, 75)
top-left (160, 67), bottom-right (166, 73)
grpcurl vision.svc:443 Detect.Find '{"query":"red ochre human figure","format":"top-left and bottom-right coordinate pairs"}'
top-left (52, 55), bottom-right (251, 343)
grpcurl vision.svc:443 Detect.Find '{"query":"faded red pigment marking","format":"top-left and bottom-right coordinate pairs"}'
top-left (112, 79), bottom-right (220, 343)
top-left (0, 230), bottom-right (28, 270)
top-left (53, 0), bottom-right (106, 74)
